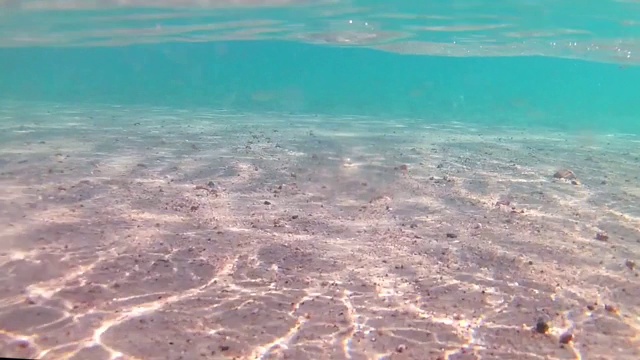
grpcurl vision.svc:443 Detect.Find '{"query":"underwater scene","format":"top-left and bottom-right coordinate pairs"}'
top-left (0, 0), bottom-right (639, 359)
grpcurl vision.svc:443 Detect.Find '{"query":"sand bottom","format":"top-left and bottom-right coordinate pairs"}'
top-left (0, 102), bottom-right (639, 360)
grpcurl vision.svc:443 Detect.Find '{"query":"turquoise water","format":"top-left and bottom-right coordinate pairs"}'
top-left (2, 41), bottom-right (640, 132)
top-left (1, 0), bottom-right (640, 131)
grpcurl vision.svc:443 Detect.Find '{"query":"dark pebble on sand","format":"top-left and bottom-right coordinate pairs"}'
top-left (559, 332), bottom-right (573, 344)
top-left (495, 198), bottom-right (510, 206)
top-left (595, 232), bottom-right (609, 241)
top-left (264, 200), bottom-right (271, 205)
top-left (553, 169), bottom-right (576, 179)
top-left (291, 215), bottom-right (299, 219)
top-left (535, 318), bottom-right (549, 334)
top-left (625, 259), bottom-right (636, 270)
top-left (446, 233), bottom-right (458, 239)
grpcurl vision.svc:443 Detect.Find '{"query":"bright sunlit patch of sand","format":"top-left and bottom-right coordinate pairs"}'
top-left (26, 260), bottom-right (100, 300)
top-left (250, 293), bottom-right (322, 358)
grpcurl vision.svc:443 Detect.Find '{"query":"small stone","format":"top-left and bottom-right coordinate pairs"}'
top-left (625, 259), bottom-right (636, 270)
top-left (291, 215), bottom-right (299, 220)
top-left (571, 180), bottom-right (580, 185)
top-left (553, 169), bottom-right (576, 180)
top-left (396, 344), bottom-right (407, 353)
top-left (495, 198), bottom-right (510, 206)
top-left (595, 232), bottom-right (609, 241)
top-left (535, 318), bottom-right (549, 334)
top-left (263, 201), bottom-right (271, 205)
top-left (559, 332), bottom-right (573, 344)
top-left (446, 233), bottom-right (458, 239)
top-left (604, 304), bottom-right (619, 315)
top-left (207, 181), bottom-right (216, 188)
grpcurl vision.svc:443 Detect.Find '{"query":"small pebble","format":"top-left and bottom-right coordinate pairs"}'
top-left (553, 169), bottom-right (576, 180)
top-left (446, 233), bottom-right (458, 239)
top-left (604, 304), bottom-right (619, 315)
top-left (624, 259), bottom-right (636, 270)
top-left (595, 232), bottom-right (609, 241)
top-left (495, 198), bottom-right (510, 206)
top-left (535, 318), bottom-right (549, 334)
top-left (263, 201), bottom-right (271, 205)
top-left (559, 332), bottom-right (573, 344)
top-left (396, 344), bottom-right (407, 353)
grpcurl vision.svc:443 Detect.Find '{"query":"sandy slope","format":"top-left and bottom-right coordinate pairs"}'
top-left (0, 104), bottom-right (638, 360)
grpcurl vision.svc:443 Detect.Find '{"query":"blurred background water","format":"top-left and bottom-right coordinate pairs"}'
top-left (0, 0), bottom-right (639, 131)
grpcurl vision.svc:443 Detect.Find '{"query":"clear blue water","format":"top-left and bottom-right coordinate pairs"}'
top-left (1, 0), bottom-right (640, 131)
top-left (2, 41), bottom-right (640, 132)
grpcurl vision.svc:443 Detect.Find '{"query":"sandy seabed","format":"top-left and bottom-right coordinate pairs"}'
top-left (0, 103), bottom-right (638, 360)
